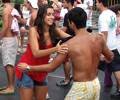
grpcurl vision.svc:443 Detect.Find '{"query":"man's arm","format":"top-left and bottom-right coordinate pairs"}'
top-left (0, 8), bottom-right (9, 37)
top-left (100, 31), bottom-right (108, 42)
top-left (18, 53), bottom-right (67, 72)
top-left (101, 35), bottom-right (114, 62)
top-left (15, 15), bottom-right (26, 24)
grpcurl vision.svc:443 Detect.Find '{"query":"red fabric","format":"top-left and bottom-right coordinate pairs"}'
top-left (15, 44), bottom-right (52, 82)
top-left (54, 10), bottom-right (61, 21)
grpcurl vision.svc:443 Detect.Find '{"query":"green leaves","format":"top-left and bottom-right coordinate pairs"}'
top-left (12, 0), bottom-right (24, 4)
top-left (0, 19), bottom-right (2, 28)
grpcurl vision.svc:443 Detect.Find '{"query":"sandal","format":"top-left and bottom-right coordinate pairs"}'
top-left (56, 79), bottom-right (71, 87)
top-left (0, 87), bottom-right (6, 91)
top-left (0, 89), bottom-right (15, 95)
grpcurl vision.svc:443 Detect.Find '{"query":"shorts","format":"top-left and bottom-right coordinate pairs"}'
top-left (65, 77), bottom-right (100, 100)
top-left (1, 36), bottom-right (18, 67)
top-left (16, 73), bottom-right (47, 88)
top-left (99, 49), bottom-right (120, 72)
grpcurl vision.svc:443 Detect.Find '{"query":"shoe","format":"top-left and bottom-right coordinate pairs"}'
top-left (0, 89), bottom-right (15, 95)
top-left (0, 87), bottom-right (6, 91)
top-left (46, 93), bottom-right (50, 100)
top-left (56, 75), bottom-right (73, 87)
top-left (56, 80), bottom-right (71, 87)
top-left (111, 91), bottom-right (120, 99)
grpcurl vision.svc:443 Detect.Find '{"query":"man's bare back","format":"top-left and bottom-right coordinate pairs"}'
top-left (66, 31), bottom-right (113, 82)
top-left (1, 3), bottom-right (25, 37)
top-left (2, 3), bottom-right (13, 37)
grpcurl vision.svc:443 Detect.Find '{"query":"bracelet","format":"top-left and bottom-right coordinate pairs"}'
top-left (26, 65), bottom-right (31, 71)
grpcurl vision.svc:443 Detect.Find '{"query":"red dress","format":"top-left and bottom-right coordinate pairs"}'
top-left (15, 44), bottom-right (52, 82)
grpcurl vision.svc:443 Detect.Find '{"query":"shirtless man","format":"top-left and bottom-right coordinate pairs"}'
top-left (18, 7), bottom-right (114, 99)
top-left (0, 0), bottom-right (26, 94)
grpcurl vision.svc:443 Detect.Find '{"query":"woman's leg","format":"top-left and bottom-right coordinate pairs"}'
top-left (16, 73), bottom-right (34, 100)
top-left (34, 85), bottom-right (48, 100)
top-left (19, 87), bottom-right (33, 100)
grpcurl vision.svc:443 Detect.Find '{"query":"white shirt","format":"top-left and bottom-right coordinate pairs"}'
top-left (76, 3), bottom-right (87, 11)
top-left (83, 0), bottom-right (93, 7)
top-left (98, 9), bottom-right (117, 50)
top-left (60, 7), bottom-right (68, 19)
top-left (83, 0), bottom-right (93, 27)
top-left (11, 8), bottom-right (21, 33)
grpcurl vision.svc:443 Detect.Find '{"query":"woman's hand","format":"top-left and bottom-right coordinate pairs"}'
top-left (18, 63), bottom-right (29, 71)
top-left (56, 40), bottom-right (68, 54)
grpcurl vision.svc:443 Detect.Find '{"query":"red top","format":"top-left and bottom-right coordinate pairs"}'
top-left (15, 44), bottom-right (52, 82)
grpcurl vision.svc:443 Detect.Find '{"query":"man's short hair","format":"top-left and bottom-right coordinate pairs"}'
top-left (2, 0), bottom-right (11, 3)
top-left (65, 0), bottom-right (75, 6)
top-left (68, 7), bottom-right (87, 29)
top-left (98, 0), bottom-right (108, 7)
top-left (109, 4), bottom-right (120, 14)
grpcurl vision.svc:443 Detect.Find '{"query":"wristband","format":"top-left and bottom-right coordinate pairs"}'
top-left (26, 65), bottom-right (31, 71)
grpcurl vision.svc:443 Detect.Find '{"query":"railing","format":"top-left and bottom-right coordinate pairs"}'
top-left (93, 0), bottom-right (120, 10)
top-left (108, 0), bottom-right (120, 6)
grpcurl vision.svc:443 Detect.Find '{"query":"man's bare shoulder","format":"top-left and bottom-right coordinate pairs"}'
top-left (3, 8), bottom-right (9, 15)
top-left (93, 33), bottom-right (105, 41)
top-left (3, 5), bottom-right (12, 15)
top-left (64, 36), bottom-right (75, 44)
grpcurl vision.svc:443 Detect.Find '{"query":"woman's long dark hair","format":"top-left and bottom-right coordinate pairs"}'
top-left (34, 4), bottom-right (59, 48)
top-left (2, 0), bottom-right (10, 3)
top-left (14, 3), bottom-right (23, 18)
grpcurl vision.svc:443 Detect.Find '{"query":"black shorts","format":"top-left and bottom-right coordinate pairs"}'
top-left (98, 49), bottom-right (120, 72)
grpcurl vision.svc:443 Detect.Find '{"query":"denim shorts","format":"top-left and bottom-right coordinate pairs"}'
top-left (16, 73), bottom-right (47, 88)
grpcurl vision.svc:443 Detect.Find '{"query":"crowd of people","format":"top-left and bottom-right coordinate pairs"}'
top-left (0, 0), bottom-right (120, 100)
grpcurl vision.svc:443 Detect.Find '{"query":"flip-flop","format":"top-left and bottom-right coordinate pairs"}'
top-left (0, 87), bottom-right (6, 91)
top-left (0, 90), bottom-right (15, 95)
top-left (56, 80), bottom-right (71, 86)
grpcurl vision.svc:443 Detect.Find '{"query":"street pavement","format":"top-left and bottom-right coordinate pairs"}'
top-left (0, 54), bottom-right (119, 100)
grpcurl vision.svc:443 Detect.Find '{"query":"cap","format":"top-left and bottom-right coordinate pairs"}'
top-left (28, 0), bottom-right (38, 9)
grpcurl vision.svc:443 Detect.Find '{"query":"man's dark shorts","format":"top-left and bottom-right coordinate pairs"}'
top-left (99, 49), bottom-right (120, 72)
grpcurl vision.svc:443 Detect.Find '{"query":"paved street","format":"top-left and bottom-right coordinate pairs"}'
top-left (0, 54), bottom-right (119, 100)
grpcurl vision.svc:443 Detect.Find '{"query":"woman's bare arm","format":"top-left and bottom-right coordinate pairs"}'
top-left (56, 27), bottom-right (71, 38)
top-left (29, 27), bottom-right (68, 58)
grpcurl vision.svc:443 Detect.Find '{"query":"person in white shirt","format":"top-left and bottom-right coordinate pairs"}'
top-left (83, 0), bottom-right (93, 28)
top-left (96, 0), bottom-right (120, 98)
